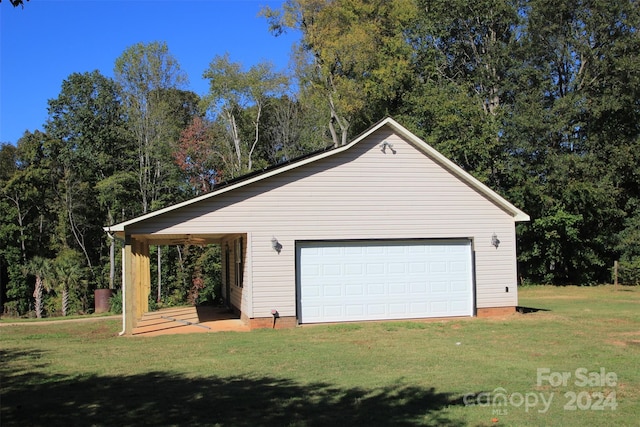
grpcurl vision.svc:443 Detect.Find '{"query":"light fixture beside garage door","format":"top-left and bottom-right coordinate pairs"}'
top-left (271, 237), bottom-right (282, 254)
top-left (491, 233), bottom-right (500, 249)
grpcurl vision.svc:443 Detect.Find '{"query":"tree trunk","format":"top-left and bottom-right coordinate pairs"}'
top-left (33, 276), bottom-right (43, 318)
top-left (327, 84), bottom-right (349, 147)
top-left (157, 246), bottom-right (162, 303)
top-left (248, 102), bottom-right (262, 171)
top-left (62, 287), bottom-right (69, 316)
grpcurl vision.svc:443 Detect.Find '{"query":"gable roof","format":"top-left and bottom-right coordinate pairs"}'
top-left (105, 117), bottom-right (529, 233)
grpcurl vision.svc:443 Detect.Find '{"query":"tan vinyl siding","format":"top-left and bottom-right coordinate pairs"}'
top-left (220, 234), bottom-right (249, 314)
top-left (129, 127), bottom-right (521, 318)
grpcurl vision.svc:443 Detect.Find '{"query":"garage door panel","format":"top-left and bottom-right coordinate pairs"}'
top-left (430, 281), bottom-right (448, 293)
top-left (389, 303), bottom-right (407, 314)
top-left (409, 263), bottom-right (427, 273)
top-left (298, 240), bottom-right (473, 323)
top-left (410, 282), bottom-right (428, 293)
top-left (368, 283), bottom-right (385, 295)
top-left (346, 304), bottom-right (364, 316)
top-left (345, 246), bottom-right (364, 255)
top-left (451, 280), bottom-right (469, 292)
top-left (410, 301), bottom-right (428, 312)
top-left (430, 262), bottom-right (447, 273)
top-left (305, 286), bottom-right (321, 297)
top-left (302, 264), bottom-right (320, 276)
top-left (324, 285), bottom-right (342, 297)
top-left (388, 263), bottom-right (406, 274)
top-left (451, 299), bottom-right (469, 312)
top-left (345, 263), bottom-right (364, 275)
top-left (323, 264), bottom-right (341, 275)
top-left (450, 261), bottom-right (468, 272)
top-left (367, 264), bottom-right (385, 275)
top-left (305, 306), bottom-right (321, 318)
top-left (430, 301), bottom-right (449, 315)
top-left (368, 304), bottom-right (386, 315)
top-left (345, 284), bottom-right (364, 295)
top-left (389, 283), bottom-right (407, 294)
top-left (323, 305), bottom-right (343, 318)
top-left (367, 246), bottom-right (385, 255)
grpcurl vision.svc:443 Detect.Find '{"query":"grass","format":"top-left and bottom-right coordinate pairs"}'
top-left (1, 285), bottom-right (638, 426)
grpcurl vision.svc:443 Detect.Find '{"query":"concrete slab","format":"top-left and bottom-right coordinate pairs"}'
top-left (132, 306), bottom-right (250, 336)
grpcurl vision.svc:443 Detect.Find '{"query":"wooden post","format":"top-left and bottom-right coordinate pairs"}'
top-left (614, 260), bottom-right (619, 291)
top-left (123, 237), bottom-right (135, 334)
top-left (157, 246), bottom-right (162, 303)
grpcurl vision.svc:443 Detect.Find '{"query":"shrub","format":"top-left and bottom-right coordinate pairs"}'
top-left (618, 259), bottom-right (640, 285)
top-left (109, 291), bottom-right (122, 314)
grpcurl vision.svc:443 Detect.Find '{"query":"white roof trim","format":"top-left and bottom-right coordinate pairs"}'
top-left (105, 117), bottom-right (528, 233)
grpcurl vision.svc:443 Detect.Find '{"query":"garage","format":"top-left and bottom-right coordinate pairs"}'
top-left (297, 239), bottom-right (474, 323)
top-left (109, 118), bottom-right (527, 333)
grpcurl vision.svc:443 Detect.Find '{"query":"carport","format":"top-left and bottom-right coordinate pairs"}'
top-left (112, 232), bottom-right (244, 335)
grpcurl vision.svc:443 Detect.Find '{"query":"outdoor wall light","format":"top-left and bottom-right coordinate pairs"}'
top-left (380, 141), bottom-right (396, 154)
top-left (271, 237), bottom-right (282, 254)
top-left (491, 233), bottom-right (500, 249)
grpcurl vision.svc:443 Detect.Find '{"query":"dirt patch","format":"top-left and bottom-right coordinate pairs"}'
top-left (606, 339), bottom-right (640, 347)
top-left (605, 330), bottom-right (640, 347)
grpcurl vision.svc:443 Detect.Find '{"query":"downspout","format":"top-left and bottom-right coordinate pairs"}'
top-left (104, 225), bottom-right (127, 336)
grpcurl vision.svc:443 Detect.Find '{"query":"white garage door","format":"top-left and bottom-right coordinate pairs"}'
top-left (297, 240), bottom-right (473, 323)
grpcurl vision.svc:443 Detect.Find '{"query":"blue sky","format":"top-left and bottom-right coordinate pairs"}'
top-left (0, 0), bottom-right (299, 144)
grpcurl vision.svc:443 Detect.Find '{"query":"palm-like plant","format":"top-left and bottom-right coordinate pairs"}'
top-left (52, 250), bottom-right (86, 316)
top-left (24, 256), bottom-right (53, 318)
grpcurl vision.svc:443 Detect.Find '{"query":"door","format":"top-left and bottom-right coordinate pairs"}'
top-left (297, 239), bottom-right (473, 323)
top-left (224, 244), bottom-right (231, 308)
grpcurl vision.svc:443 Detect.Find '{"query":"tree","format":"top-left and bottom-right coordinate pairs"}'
top-left (50, 249), bottom-right (87, 316)
top-left (202, 54), bottom-right (289, 176)
top-left (499, 0), bottom-right (638, 284)
top-left (263, 0), bottom-right (419, 146)
top-left (1, 131), bottom-right (57, 315)
top-left (24, 256), bottom-right (52, 319)
top-left (173, 116), bottom-right (220, 195)
top-left (45, 71), bottom-right (130, 283)
top-left (1, 143), bottom-right (29, 263)
top-left (1, 0), bottom-right (29, 8)
top-left (395, 0), bottom-right (523, 190)
top-left (115, 42), bottom-right (199, 304)
top-left (0, 143), bottom-right (21, 313)
top-left (114, 41), bottom-right (190, 214)
top-left (259, 95), bottom-right (329, 164)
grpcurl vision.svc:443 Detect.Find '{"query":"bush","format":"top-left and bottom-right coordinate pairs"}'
top-left (2, 301), bottom-right (21, 318)
top-left (617, 259), bottom-right (640, 285)
top-left (109, 291), bottom-right (122, 314)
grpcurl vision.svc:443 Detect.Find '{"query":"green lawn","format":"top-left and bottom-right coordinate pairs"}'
top-left (1, 285), bottom-right (638, 426)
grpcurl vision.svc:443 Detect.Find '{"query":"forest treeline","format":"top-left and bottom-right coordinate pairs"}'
top-left (1, 0), bottom-right (639, 317)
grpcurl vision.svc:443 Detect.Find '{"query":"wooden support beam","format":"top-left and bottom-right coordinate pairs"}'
top-left (124, 237), bottom-right (135, 335)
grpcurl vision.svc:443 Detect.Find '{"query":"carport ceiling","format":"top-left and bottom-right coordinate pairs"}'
top-left (134, 234), bottom-right (227, 246)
